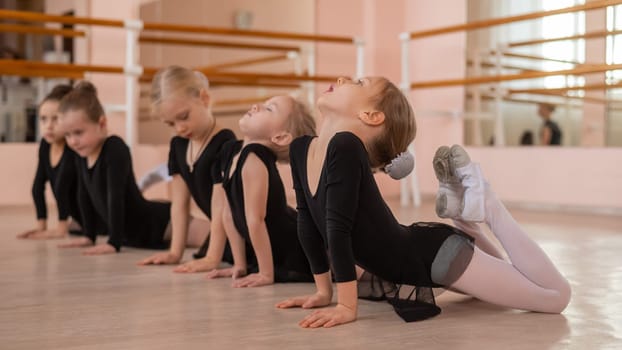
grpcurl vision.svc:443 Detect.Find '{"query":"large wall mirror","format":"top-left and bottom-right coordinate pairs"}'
top-left (465, 0), bottom-right (622, 147)
top-left (0, 0), bottom-right (67, 143)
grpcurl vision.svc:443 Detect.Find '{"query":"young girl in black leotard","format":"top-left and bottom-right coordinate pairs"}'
top-left (139, 66), bottom-right (236, 271)
top-left (276, 76), bottom-right (571, 328)
top-left (18, 84), bottom-right (83, 240)
top-left (56, 82), bottom-right (171, 255)
top-left (204, 95), bottom-right (316, 287)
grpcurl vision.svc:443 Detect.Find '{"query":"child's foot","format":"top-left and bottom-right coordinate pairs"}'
top-left (433, 146), bottom-right (461, 184)
top-left (449, 145), bottom-right (486, 222)
top-left (433, 146), bottom-right (464, 218)
top-left (435, 190), bottom-right (463, 218)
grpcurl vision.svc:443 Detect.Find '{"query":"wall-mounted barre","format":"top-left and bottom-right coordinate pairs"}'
top-left (138, 36), bottom-right (301, 52)
top-left (508, 29), bottom-right (622, 48)
top-left (0, 23), bottom-right (85, 37)
top-left (0, 8), bottom-right (365, 149)
top-left (411, 63), bottom-right (622, 89)
top-left (408, 0), bottom-right (622, 39)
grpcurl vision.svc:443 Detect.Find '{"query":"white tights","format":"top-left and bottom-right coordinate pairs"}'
top-left (451, 186), bottom-right (571, 313)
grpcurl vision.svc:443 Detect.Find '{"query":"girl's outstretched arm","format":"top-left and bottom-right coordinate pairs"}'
top-left (20, 143), bottom-right (48, 239)
top-left (232, 153), bottom-right (273, 288)
top-left (82, 139), bottom-right (129, 255)
top-left (59, 166), bottom-right (95, 249)
top-left (206, 196), bottom-right (247, 280)
top-left (174, 184), bottom-right (227, 273)
top-left (295, 133), bottom-right (365, 327)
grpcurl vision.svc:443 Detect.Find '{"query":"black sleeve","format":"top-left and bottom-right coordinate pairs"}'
top-left (32, 141), bottom-right (48, 220)
top-left (54, 151), bottom-right (77, 221)
top-left (76, 164), bottom-right (98, 243)
top-left (290, 138), bottom-right (330, 275)
top-left (167, 137), bottom-right (181, 176)
top-left (325, 133), bottom-right (364, 282)
top-left (105, 138), bottom-right (130, 251)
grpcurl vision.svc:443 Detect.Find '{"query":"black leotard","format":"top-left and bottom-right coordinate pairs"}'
top-left (167, 129), bottom-right (237, 218)
top-left (77, 136), bottom-right (170, 251)
top-left (221, 141), bottom-right (312, 282)
top-left (32, 140), bottom-right (81, 225)
top-left (168, 129), bottom-right (237, 259)
top-left (290, 132), bottom-right (474, 321)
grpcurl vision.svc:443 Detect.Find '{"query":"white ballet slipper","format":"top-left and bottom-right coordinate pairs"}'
top-left (435, 183), bottom-right (464, 218)
top-left (433, 146), bottom-right (460, 184)
top-left (450, 145), bottom-right (485, 222)
top-left (433, 146), bottom-right (464, 218)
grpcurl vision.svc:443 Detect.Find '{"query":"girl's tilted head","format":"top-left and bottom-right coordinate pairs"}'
top-left (367, 77), bottom-right (416, 171)
top-left (150, 65), bottom-right (213, 140)
top-left (319, 76), bottom-right (416, 170)
top-left (58, 81), bottom-right (107, 158)
top-left (240, 95), bottom-right (316, 161)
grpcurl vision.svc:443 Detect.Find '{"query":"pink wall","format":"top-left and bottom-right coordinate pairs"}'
top-left (1, 144), bottom-right (39, 206)
top-left (466, 147), bottom-right (622, 209)
top-left (315, 0), bottom-right (411, 197)
top-left (403, 0), bottom-right (469, 205)
top-left (582, 6), bottom-right (607, 147)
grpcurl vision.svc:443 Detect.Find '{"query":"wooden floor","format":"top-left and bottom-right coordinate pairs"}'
top-left (1, 200), bottom-right (621, 350)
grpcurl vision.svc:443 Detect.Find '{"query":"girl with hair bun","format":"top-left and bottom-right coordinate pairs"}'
top-left (57, 81), bottom-right (171, 255)
top-left (277, 76), bottom-right (570, 328)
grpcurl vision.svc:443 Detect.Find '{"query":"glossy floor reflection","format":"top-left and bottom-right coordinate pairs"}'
top-left (1, 200), bottom-right (621, 350)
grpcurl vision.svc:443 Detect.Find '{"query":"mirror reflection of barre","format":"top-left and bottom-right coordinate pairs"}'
top-left (400, 0), bottom-right (622, 148)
